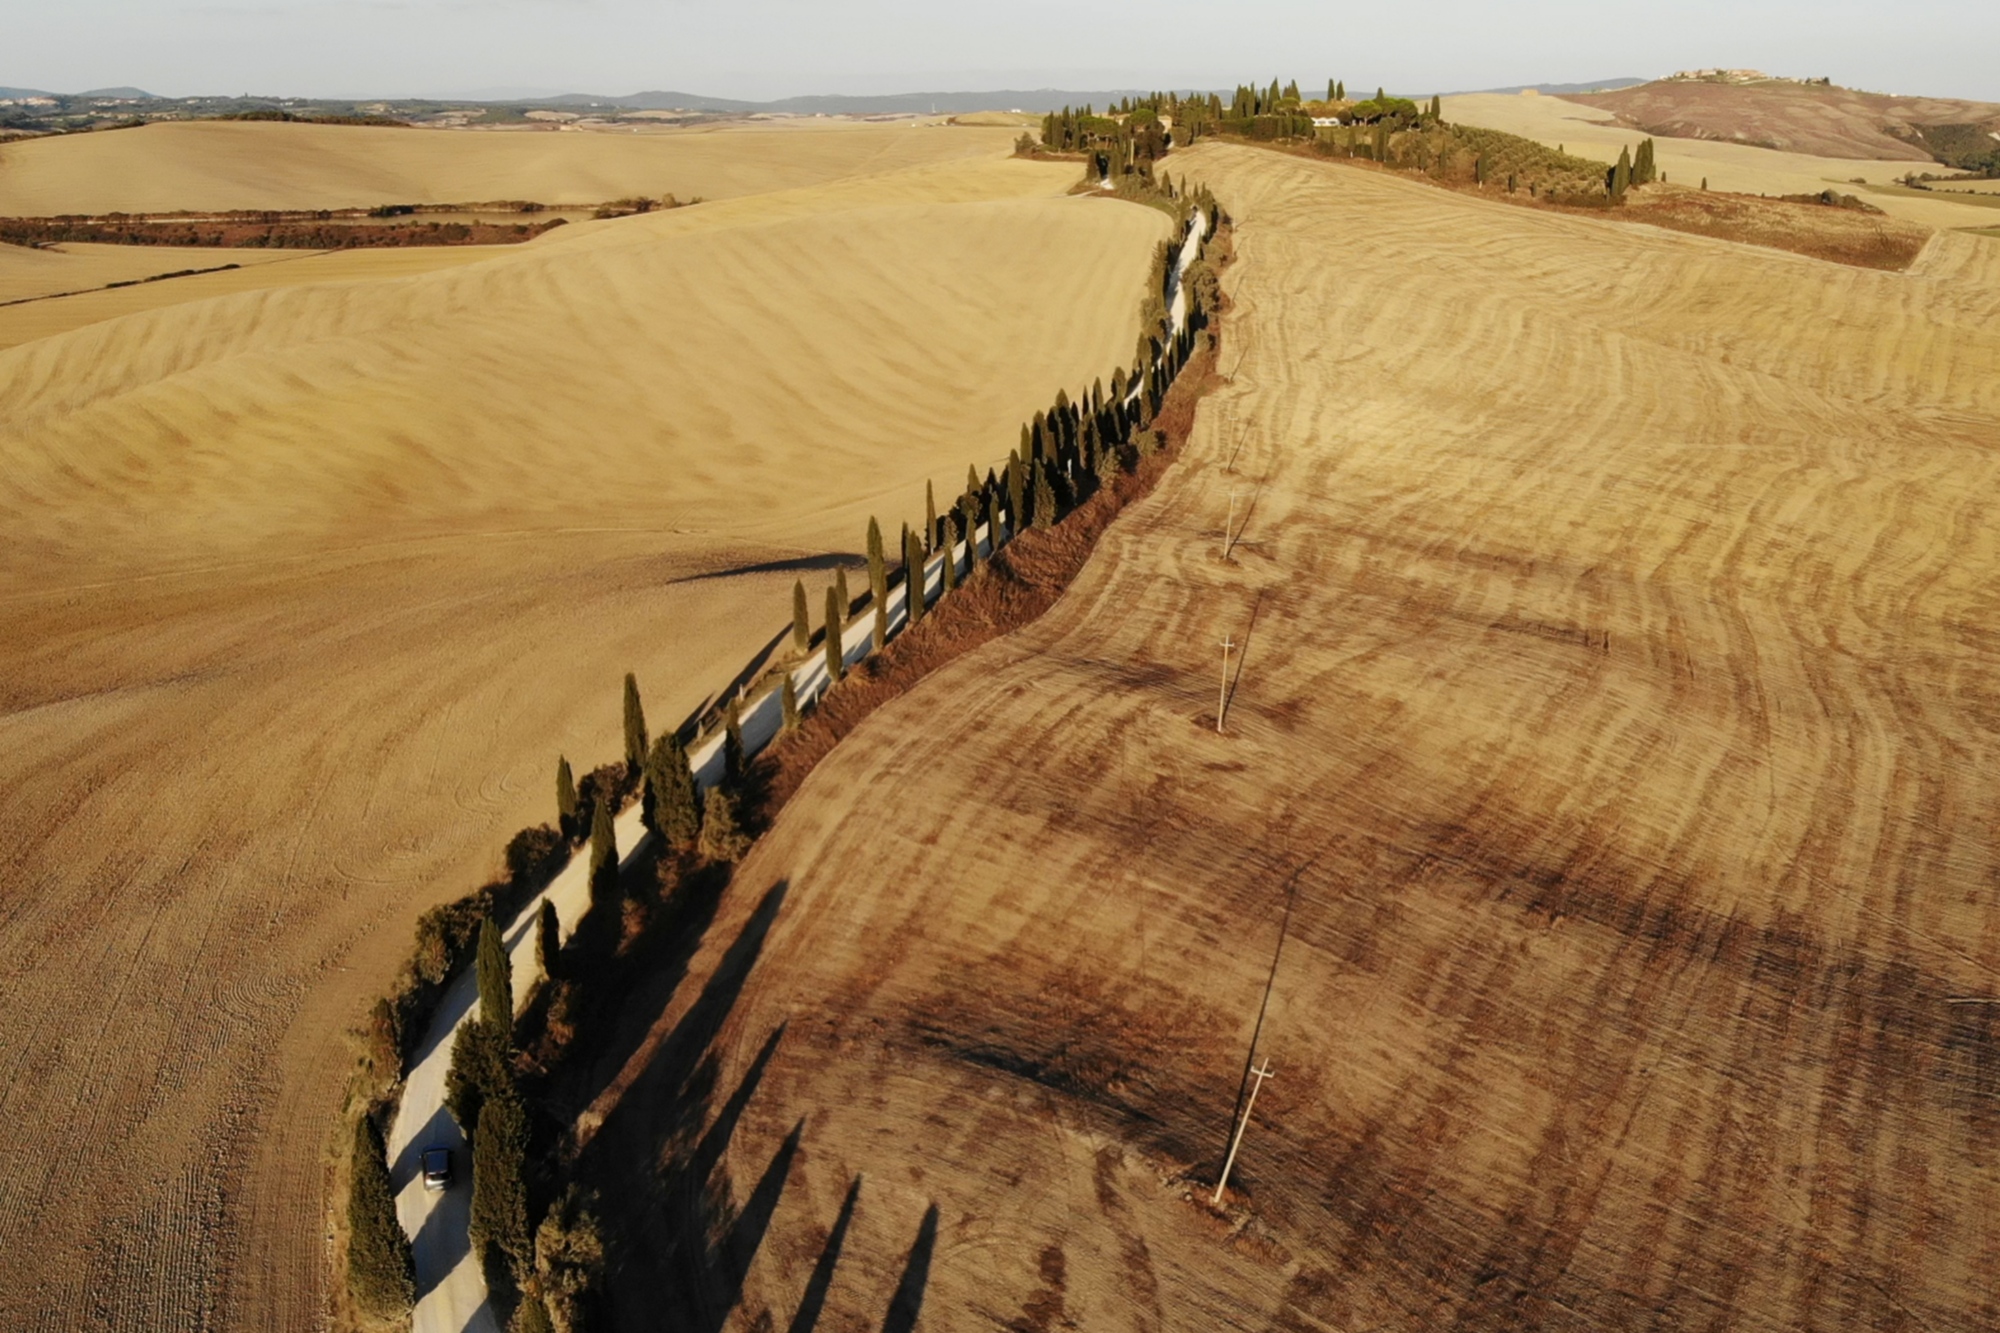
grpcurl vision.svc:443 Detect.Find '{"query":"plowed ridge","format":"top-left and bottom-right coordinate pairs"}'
top-left (602, 142), bottom-right (2000, 1330)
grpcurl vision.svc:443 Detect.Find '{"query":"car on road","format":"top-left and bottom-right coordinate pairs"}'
top-left (421, 1146), bottom-right (452, 1191)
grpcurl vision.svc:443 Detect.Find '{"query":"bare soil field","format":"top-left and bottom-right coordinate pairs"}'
top-left (0, 147), bottom-right (1167, 1331)
top-left (1445, 92), bottom-right (2000, 233)
top-left (1566, 79), bottom-right (2000, 161)
top-left (1613, 184), bottom-right (1933, 270)
top-left (0, 117), bottom-right (1015, 216)
top-left (587, 141), bottom-right (2000, 1330)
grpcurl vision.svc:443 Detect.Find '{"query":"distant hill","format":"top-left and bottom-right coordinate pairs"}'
top-left (1449, 78), bottom-right (1646, 96)
top-left (1567, 78), bottom-right (2000, 165)
top-left (540, 88), bottom-right (1175, 115)
top-left (76, 87), bottom-right (161, 100)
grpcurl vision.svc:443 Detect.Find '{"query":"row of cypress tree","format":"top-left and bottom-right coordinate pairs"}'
top-left (771, 199), bottom-right (1221, 714)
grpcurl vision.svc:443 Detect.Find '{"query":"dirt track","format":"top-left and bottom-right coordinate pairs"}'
top-left (0, 146), bottom-right (1165, 1329)
top-left (579, 143), bottom-right (2000, 1329)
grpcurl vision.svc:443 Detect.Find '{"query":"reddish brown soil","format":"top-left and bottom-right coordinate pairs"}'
top-left (1569, 80), bottom-right (2000, 161)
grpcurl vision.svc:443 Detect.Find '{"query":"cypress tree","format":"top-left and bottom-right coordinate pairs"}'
top-left (653, 735), bottom-right (700, 850)
top-left (445, 1011), bottom-right (506, 1134)
top-left (942, 516), bottom-right (960, 592)
top-left (905, 529), bottom-right (926, 624)
top-left (469, 1083), bottom-right (530, 1284)
top-left (987, 490), bottom-right (1004, 553)
top-left (622, 673), bottom-right (647, 772)
top-left (781, 674), bottom-right (800, 731)
top-left (1634, 137), bottom-right (1656, 185)
top-left (698, 786), bottom-right (751, 863)
top-left (536, 899), bottom-right (560, 980)
top-left (1327, 77), bottom-right (1336, 101)
top-left (824, 585), bottom-right (845, 683)
top-left (1336, 80), bottom-right (1345, 101)
top-left (1611, 144), bottom-right (1632, 197)
top-left (1032, 460), bottom-right (1056, 530)
top-left (865, 517), bottom-right (886, 606)
top-left (347, 1113), bottom-right (415, 1317)
top-left (588, 796), bottom-right (617, 906)
top-left (1008, 458), bottom-right (1026, 532)
top-left (476, 916), bottom-right (512, 1031)
top-left (792, 579), bottom-right (810, 654)
top-left (925, 481), bottom-right (937, 552)
top-left (723, 697), bottom-right (744, 789)
top-left (555, 756), bottom-right (578, 838)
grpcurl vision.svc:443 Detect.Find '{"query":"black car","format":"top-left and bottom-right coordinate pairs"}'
top-left (421, 1146), bottom-right (453, 1191)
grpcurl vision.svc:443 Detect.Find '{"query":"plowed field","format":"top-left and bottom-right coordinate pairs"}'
top-left (586, 141), bottom-right (2000, 1330)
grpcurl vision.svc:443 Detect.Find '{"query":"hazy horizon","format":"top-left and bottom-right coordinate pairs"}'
top-left (8, 0), bottom-right (1999, 104)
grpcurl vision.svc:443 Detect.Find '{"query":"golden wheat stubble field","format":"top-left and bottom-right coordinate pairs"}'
top-left (0, 142), bottom-right (1168, 1330)
top-left (0, 116), bottom-right (1014, 215)
top-left (584, 141), bottom-right (2000, 1330)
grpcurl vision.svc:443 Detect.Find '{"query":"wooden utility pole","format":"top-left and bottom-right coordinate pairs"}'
top-left (1223, 489), bottom-right (1240, 560)
top-left (1213, 1058), bottom-right (1275, 1205)
top-left (1217, 635), bottom-right (1235, 733)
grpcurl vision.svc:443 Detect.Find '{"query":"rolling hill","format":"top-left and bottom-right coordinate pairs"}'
top-left (585, 139), bottom-right (2000, 1331)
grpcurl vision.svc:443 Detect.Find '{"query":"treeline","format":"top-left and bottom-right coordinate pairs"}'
top-left (1203, 77), bottom-right (1666, 204)
top-left (216, 108), bottom-right (408, 127)
top-left (0, 215), bottom-right (568, 249)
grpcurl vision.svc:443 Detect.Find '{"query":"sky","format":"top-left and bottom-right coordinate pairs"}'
top-left (8, 0), bottom-right (1998, 103)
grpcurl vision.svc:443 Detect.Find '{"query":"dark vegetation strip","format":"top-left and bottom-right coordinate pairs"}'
top-left (0, 261), bottom-right (245, 308)
top-left (0, 198), bottom-right (695, 251)
top-left (336, 178), bottom-right (1233, 1331)
top-left (0, 215), bottom-right (570, 249)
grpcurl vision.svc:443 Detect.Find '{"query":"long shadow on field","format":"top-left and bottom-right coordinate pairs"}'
top-left (531, 849), bottom-right (728, 1121)
top-left (568, 881), bottom-right (793, 1331)
top-left (787, 1174), bottom-right (862, 1333)
top-left (880, 1203), bottom-right (940, 1333)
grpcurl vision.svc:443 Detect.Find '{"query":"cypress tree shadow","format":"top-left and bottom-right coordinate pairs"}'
top-left (880, 1204), bottom-right (940, 1333)
top-left (704, 1118), bottom-right (805, 1331)
top-left (561, 881), bottom-right (793, 1329)
top-left (787, 1174), bottom-right (861, 1333)
top-left (689, 1022), bottom-right (788, 1191)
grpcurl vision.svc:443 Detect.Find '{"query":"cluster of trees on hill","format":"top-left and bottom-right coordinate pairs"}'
top-left (1607, 137), bottom-right (1661, 196)
top-left (1198, 77), bottom-right (1664, 204)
